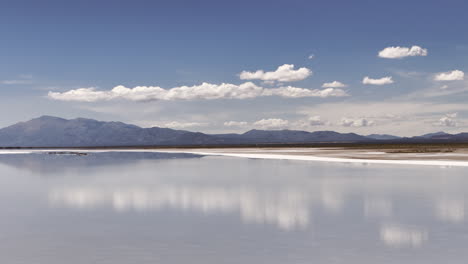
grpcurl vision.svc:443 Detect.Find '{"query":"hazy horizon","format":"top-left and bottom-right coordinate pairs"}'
top-left (0, 114), bottom-right (454, 137)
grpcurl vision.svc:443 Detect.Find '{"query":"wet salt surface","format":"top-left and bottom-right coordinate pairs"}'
top-left (0, 151), bottom-right (468, 263)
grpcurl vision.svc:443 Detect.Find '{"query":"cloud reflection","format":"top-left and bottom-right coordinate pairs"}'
top-left (380, 225), bottom-right (428, 248)
top-left (50, 186), bottom-right (310, 231)
top-left (435, 198), bottom-right (465, 223)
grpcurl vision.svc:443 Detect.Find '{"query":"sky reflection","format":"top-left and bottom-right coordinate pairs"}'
top-left (1, 152), bottom-right (468, 263)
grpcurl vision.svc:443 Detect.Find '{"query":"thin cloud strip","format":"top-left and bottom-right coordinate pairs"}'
top-left (48, 82), bottom-right (348, 102)
top-left (239, 64), bottom-right (312, 82)
top-left (160, 121), bottom-right (208, 129)
top-left (223, 118), bottom-right (290, 130)
top-left (362, 76), bottom-right (394, 85)
top-left (378, 45), bottom-right (428, 59)
top-left (1, 80), bottom-right (33, 85)
top-left (224, 121), bottom-right (248, 127)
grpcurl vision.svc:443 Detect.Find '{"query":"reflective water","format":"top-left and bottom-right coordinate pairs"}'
top-left (0, 152), bottom-right (467, 263)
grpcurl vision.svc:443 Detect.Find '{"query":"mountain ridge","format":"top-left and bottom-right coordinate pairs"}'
top-left (0, 116), bottom-right (466, 147)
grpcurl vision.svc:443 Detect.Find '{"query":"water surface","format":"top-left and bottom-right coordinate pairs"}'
top-left (0, 152), bottom-right (467, 263)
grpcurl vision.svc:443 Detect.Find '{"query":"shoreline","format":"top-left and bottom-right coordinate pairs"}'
top-left (155, 149), bottom-right (468, 167)
top-left (2, 147), bottom-right (468, 167)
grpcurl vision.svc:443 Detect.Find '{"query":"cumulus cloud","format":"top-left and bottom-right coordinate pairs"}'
top-left (48, 82), bottom-right (348, 102)
top-left (434, 70), bottom-right (465, 81)
top-left (253, 118), bottom-right (289, 129)
top-left (309, 116), bottom-right (326, 126)
top-left (436, 113), bottom-right (458, 127)
top-left (322, 81), bottom-right (347, 88)
top-left (362, 76), bottom-right (394, 85)
top-left (340, 118), bottom-right (375, 127)
top-left (378, 45), bottom-right (428, 59)
top-left (48, 83), bottom-right (264, 102)
top-left (224, 121), bottom-right (248, 127)
top-left (239, 64), bottom-right (312, 82)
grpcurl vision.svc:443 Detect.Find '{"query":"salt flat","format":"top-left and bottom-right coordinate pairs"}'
top-left (3, 146), bottom-right (468, 167)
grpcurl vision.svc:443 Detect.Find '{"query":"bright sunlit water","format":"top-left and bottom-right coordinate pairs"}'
top-left (0, 152), bottom-right (467, 263)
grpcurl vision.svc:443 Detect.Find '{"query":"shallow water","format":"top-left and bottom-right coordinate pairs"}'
top-left (0, 152), bottom-right (467, 263)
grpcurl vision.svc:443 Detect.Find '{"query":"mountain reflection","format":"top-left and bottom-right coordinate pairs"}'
top-left (0, 152), bottom-right (202, 175)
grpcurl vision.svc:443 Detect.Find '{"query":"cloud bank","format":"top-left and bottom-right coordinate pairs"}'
top-left (48, 83), bottom-right (348, 102)
top-left (378, 45), bottom-right (428, 59)
top-left (239, 64), bottom-right (312, 82)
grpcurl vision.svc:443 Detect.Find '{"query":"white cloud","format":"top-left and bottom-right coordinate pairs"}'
top-left (160, 121), bottom-right (208, 129)
top-left (48, 82), bottom-right (348, 102)
top-left (265, 86), bottom-right (348, 98)
top-left (434, 70), bottom-right (465, 81)
top-left (436, 113), bottom-right (458, 127)
top-left (340, 118), bottom-right (375, 127)
top-left (224, 121), bottom-right (248, 127)
top-left (239, 64), bottom-right (312, 82)
top-left (440, 85), bottom-right (449, 90)
top-left (308, 54), bottom-right (315, 60)
top-left (322, 81), bottom-right (347, 88)
top-left (253, 118), bottom-right (289, 129)
top-left (309, 116), bottom-right (326, 126)
top-left (48, 83), bottom-right (264, 102)
top-left (362, 76), bottom-right (394, 85)
top-left (378, 45), bottom-right (428, 59)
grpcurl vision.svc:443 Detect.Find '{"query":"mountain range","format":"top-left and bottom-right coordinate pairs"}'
top-left (0, 116), bottom-right (467, 147)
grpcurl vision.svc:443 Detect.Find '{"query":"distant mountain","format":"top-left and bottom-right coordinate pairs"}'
top-left (238, 129), bottom-right (369, 143)
top-left (0, 116), bottom-right (372, 147)
top-left (0, 116), bottom-right (467, 147)
top-left (366, 134), bottom-right (401, 140)
top-left (398, 131), bottom-right (468, 143)
top-left (0, 116), bottom-right (225, 147)
top-left (420, 131), bottom-right (451, 139)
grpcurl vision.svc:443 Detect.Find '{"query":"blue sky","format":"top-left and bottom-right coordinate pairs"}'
top-left (1, 0), bottom-right (468, 135)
